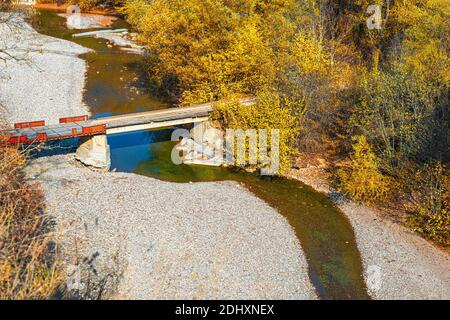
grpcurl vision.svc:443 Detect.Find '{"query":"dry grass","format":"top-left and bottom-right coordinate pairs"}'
top-left (0, 134), bottom-right (61, 299)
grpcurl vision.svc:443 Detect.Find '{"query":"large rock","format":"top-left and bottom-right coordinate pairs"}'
top-left (75, 135), bottom-right (111, 169)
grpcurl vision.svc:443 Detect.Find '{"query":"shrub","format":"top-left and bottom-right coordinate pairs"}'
top-left (35, 1), bottom-right (58, 4)
top-left (212, 91), bottom-right (299, 174)
top-left (122, 0), bottom-right (298, 103)
top-left (68, 0), bottom-right (123, 11)
top-left (0, 135), bottom-right (61, 299)
top-left (406, 162), bottom-right (449, 248)
top-left (69, 0), bottom-right (98, 10)
top-left (338, 135), bottom-right (392, 203)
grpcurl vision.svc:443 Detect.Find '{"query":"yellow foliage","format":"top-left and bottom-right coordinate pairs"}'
top-left (396, 0), bottom-right (450, 89)
top-left (0, 136), bottom-right (61, 299)
top-left (338, 136), bottom-right (392, 203)
top-left (69, 0), bottom-right (98, 10)
top-left (406, 162), bottom-right (450, 248)
top-left (123, 0), bottom-right (298, 103)
top-left (291, 34), bottom-right (331, 76)
top-left (212, 92), bottom-right (299, 174)
top-left (122, 0), bottom-right (449, 250)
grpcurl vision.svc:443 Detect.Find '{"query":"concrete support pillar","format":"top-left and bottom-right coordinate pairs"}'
top-left (181, 121), bottom-right (224, 166)
top-left (75, 134), bottom-right (111, 170)
top-left (190, 121), bottom-right (223, 147)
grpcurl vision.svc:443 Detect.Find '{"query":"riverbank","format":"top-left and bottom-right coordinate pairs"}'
top-left (32, 3), bottom-right (116, 16)
top-left (0, 14), bottom-right (90, 125)
top-left (1, 17), bottom-right (316, 299)
top-left (287, 166), bottom-right (450, 299)
top-left (3, 11), bottom-right (449, 300)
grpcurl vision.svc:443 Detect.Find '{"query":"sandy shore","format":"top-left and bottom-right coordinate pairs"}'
top-left (1, 17), bottom-right (316, 299)
top-left (288, 167), bottom-right (450, 300)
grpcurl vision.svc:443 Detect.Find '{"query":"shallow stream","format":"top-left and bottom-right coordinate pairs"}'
top-left (31, 8), bottom-right (369, 299)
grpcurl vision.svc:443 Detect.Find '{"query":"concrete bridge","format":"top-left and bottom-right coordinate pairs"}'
top-left (5, 98), bottom-right (255, 168)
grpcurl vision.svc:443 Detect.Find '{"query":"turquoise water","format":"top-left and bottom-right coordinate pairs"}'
top-left (31, 8), bottom-right (369, 299)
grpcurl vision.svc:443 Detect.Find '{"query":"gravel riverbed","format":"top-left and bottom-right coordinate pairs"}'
top-left (25, 156), bottom-right (317, 299)
top-left (1, 18), bottom-right (317, 299)
top-left (3, 13), bottom-right (449, 300)
top-left (289, 167), bottom-right (450, 300)
top-left (0, 14), bottom-right (90, 125)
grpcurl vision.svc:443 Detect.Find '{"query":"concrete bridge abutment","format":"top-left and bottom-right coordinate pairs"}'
top-left (75, 134), bottom-right (111, 170)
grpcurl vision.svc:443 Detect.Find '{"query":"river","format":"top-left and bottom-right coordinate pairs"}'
top-left (30, 8), bottom-right (370, 299)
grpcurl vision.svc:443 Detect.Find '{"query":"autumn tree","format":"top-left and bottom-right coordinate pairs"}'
top-left (338, 135), bottom-right (391, 203)
top-left (123, 0), bottom-right (302, 103)
top-left (123, 0), bottom-right (449, 244)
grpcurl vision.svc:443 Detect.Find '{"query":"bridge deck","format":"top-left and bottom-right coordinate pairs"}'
top-left (92, 102), bottom-right (213, 132)
top-left (5, 99), bottom-right (254, 144)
